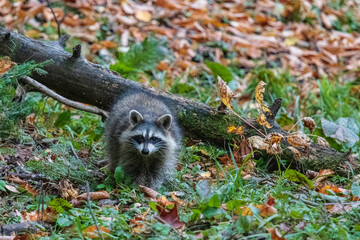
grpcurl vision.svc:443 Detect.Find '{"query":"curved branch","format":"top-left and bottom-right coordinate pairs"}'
top-left (23, 76), bottom-right (109, 118)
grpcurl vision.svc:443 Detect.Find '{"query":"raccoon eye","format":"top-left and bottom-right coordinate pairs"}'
top-left (133, 135), bottom-right (144, 143)
top-left (150, 136), bottom-right (159, 141)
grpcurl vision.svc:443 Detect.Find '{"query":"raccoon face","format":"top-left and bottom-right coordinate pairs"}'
top-left (127, 110), bottom-right (172, 156)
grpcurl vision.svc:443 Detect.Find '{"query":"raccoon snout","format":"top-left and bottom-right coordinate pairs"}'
top-left (141, 148), bottom-right (150, 155)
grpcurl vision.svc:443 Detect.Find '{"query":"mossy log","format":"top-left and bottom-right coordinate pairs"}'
top-left (0, 27), bottom-right (357, 176)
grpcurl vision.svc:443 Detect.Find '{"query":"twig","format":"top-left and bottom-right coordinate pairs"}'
top-left (284, 191), bottom-right (320, 207)
top-left (69, 142), bottom-right (87, 169)
top-left (154, 215), bottom-right (183, 239)
top-left (44, 0), bottom-right (61, 38)
top-left (229, 108), bottom-right (266, 137)
top-left (85, 181), bottom-right (104, 240)
top-left (22, 76), bottom-right (109, 118)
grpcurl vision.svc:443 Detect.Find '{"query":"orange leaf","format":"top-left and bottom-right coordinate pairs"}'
top-left (139, 185), bottom-right (173, 206)
top-left (318, 184), bottom-right (347, 197)
top-left (267, 228), bottom-right (287, 240)
top-left (82, 226), bottom-right (110, 239)
top-left (0, 56), bottom-right (14, 75)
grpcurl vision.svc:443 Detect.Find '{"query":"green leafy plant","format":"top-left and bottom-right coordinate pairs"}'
top-left (110, 36), bottom-right (169, 79)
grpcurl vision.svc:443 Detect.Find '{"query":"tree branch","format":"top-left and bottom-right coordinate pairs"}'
top-left (22, 76), bottom-right (109, 118)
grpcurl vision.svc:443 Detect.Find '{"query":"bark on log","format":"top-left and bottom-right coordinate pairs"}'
top-left (0, 27), bottom-right (357, 175)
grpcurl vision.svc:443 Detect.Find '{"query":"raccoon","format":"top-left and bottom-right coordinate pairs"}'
top-left (105, 92), bottom-right (182, 189)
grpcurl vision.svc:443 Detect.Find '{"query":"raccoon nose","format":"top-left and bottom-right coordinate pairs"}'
top-left (141, 148), bottom-right (150, 155)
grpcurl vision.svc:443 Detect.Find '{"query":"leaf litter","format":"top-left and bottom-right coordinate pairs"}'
top-left (0, 0), bottom-right (360, 239)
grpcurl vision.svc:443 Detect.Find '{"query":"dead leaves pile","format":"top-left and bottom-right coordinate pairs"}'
top-left (1, 0), bottom-right (359, 81)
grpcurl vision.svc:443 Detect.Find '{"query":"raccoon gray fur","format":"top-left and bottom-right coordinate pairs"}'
top-left (105, 92), bottom-right (182, 189)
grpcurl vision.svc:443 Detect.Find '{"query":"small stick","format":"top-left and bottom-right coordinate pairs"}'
top-left (22, 76), bottom-right (109, 118)
top-left (44, 0), bottom-right (61, 38)
top-left (85, 181), bottom-right (104, 240)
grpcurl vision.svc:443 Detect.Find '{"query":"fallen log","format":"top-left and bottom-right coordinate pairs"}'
top-left (0, 27), bottom-right (357, 175)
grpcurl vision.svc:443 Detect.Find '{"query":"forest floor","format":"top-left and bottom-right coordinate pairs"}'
top-left (0, 0), bottom-right (360, 239)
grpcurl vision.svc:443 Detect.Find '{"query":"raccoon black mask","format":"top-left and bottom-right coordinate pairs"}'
top-left (128, 110), bottom-right (172, 156)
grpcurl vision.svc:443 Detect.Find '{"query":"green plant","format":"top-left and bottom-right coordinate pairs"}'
top-left (110, 36), bottom-right (169, 79)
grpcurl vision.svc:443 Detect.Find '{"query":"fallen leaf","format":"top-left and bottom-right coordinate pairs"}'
top-left (77, 191), bottom-right (110, 201)
top-left (82, 226), bottom-right (110, 239)
top-left (5, 184), bottom-right (19, 193)
top-left (316, 136), bottom-right (330, 147)
top-left (157, 203), bottom-right (185, 229)
top-left (326, 202), bottom-right (360, 214)
top-left (255, 81), bottom-right (266, 104)
top-left (135, 10), bottom-right (152, 22)
top-left (267, 228), bottom-right (287, 240)
top-left (287, 132), bottom-right (310, 148)
top-left (217, 76), bottom-right (233, 109)
top-left (0, 56), bottom-right (14, 75)
top-left (129, 208), bottom-right (151, 234)
top-left (287, 146), bottom-right (301, 159)
top-left (139, 185), bottom-right (173, 206)
top-left (257, 113), bottom-right (272, 128)
top-left (321, 117), bottom-right (359, 147)
top-left (302, 117), bottom-right (315, 132)
top-left (314, 169), bottom-right (334, 183)
top-left (248, 136), bottom-right (269, 150)
top-left (267, 133), bottom-right (283, 145)
top-left (23, 206), bottom-right (58, 222)
top-left (227, 125), bottom-right (244, 135)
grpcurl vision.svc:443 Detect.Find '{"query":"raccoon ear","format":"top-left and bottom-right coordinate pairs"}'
top-left (129, 110), bottom-right (144, 125)
top-left (157, 114), bottom-right (172, 130)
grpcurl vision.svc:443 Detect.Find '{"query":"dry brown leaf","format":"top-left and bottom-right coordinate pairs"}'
top-left (77, 191), bottom-right (110, 201)
top-left (257, 113), bottom-right (272, 128)
top-left (267, 133), bottom-right (283, 145)
top-left (248, 136), bottom-right (269, 150)
top-left (82, 226), bottom-right (110, 239)
top-left (287, 133), bottom-right (310, 148)
top-left (314, 169), bottom-right (334, 183)
top-left (267, 228), bottom-right (287, 240)
top-left (326, 202), bottom-right (360, 214)
top-left (241, 195), bottom-right (277, 217)
top-left (139, 185), bottom-right (173, 206)
top-left (8, 175), bottom-right (38, 197)
top-left (255, 81), bottom-right (266, 104)
top-left (217, 76), bottom-right (233, 109)
top-left (23, 207), bottom-right (58, 223)
top-left (135, 10), bottom-right (152, 22)
top-left (287, 146), bottom-right (301, 159)
top-left (170, 192), bottom-right (186, 206)
top-left (302, 117), bottom-right (315, 132)
top-left (0, 56), bottom-right (14, 75)
top-left (59, 179), bottom-right (78, 200)
top-left (316, 136), bottom-right (330, 147)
